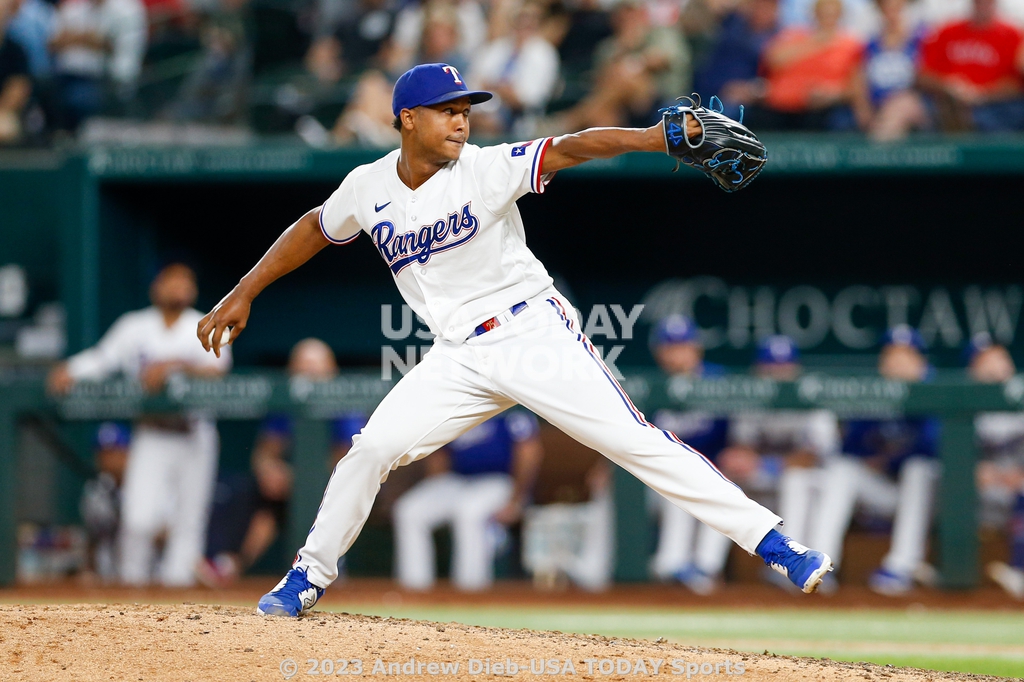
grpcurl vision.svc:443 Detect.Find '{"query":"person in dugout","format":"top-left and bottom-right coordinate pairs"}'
top-left (198, 339), bottom-right (364, 587)
top-left (808, 325), bottom-right (941, 595)
top-left (392, 410), bottom-right (544, 591)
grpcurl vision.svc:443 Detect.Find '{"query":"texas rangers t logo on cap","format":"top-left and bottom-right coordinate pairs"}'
top-left (442, 65), bottom-right (463, 84)
top-left (392, 63), bottom-right (493, 117)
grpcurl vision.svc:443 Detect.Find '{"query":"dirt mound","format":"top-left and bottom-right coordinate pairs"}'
top-left (0, 604), bottom-right (1009, 681)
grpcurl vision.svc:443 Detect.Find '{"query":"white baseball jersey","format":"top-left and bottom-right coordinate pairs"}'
top-left (67, 306), bottom-right (228, 587)
top-left (319, 140), bottom-right (556, 343)
top-left (67, 306), bottom-right (232, 380)
top-left (294, 137), bottom-right (784, 589)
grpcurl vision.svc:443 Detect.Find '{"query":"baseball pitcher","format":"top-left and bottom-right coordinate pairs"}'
top-left (197, 63), bottom-right (831, 616)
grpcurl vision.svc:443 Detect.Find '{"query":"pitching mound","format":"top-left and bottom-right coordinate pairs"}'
top-left (0, 604), bottom-right (1008, 681)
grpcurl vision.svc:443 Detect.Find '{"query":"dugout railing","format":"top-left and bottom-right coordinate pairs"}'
top-left (2, 371), bottom-right (1020, 589)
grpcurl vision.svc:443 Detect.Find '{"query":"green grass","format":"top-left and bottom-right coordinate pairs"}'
top-left (322, 604), bottom-right (1024, 678)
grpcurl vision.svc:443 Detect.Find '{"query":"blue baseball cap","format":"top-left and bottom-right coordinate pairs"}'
top-left (964, 331), bottom-right (994, 364)
top-left (756, 335), bottom-right (799, 365)
top-left (392, 63), bottom-right (493, 118)
top-left (883, 324), bottom-right (926, 353)
top-left (94, 422), bottom-right (131, 449)
top-left (650, 315), bottom-right (700, 348)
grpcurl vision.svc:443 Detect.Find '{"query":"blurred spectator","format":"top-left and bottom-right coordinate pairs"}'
top-left (716, 335), bottom-right (840, 591)
top-left (9, 0), bottom-right (56, 78)
top-left (313, 3), bottom-right (467, 147)
top-left (911, 0), bottom-right (971, 27)
top-left (199, 339), bottom-right (362, 587)
top-left (392, 411), bottom-right (544, 591)
top-left (546, 0), bottom-right (613, 76)
top-left (751, 0), bottom-right (862, 131)
top-left (142, 0), bottom-right (200, 33)
top-left (79, 422), bottom-right (130, 583)
top-left (808, 325), bottom-right (941, 596)
top-left (388, 0), bottom-right (485, 74)
top-left (327, 68), bottom-right (400, 146)
top-left (851, 0), bottom-right (928, 141)
top-left (679, 0), bottom-right (752, 70)
top-left (968, 333), bottom-right (1024, 599)
top-left (645, 316), bottom-right (731, 594)
top-left (169, 0), bottom-right (251, 124)
top-left (911, 0), bottom-right (1024, 29)
top-left (47, 262), bottom-right (231, 587)
top-left (547, 0), bottom-right (690, 131)
top-left (781, 0), bottom-right (877, 38)
top-left (692, 0), bottom-right (781, 120)
top-left (0, 0), bottom-right (32, 144)
top-left (469, 0), bottom-right (560, 136)
top-left (918, 0), bottom-right (1024, 133)
top-left (304, 0), bottom-right (397, 85)
top-left (48, 0), bottom-right (146, 131)
top-left (415, 2), bottom-right (467, 68)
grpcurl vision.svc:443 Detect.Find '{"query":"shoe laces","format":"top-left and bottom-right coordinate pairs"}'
top-left (272, 568), bottom-right (315, 599)
top-left (763, 537), bottom-right (809, 577)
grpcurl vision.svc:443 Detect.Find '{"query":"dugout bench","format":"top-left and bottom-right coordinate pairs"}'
top-left (2, 371), bottom-right (1021, 590)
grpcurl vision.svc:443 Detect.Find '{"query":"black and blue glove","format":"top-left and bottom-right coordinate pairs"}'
top-left (662, 94), bottom-right (768, 193)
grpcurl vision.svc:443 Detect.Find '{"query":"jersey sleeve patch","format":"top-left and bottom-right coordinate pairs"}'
top-left (511, 140), bottom-right (535, 157)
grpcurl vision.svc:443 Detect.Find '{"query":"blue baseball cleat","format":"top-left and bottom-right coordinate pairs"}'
top-left (867, 568), bottom-right (913, 596)
top-left (756, 529), bottom-right (833, 594)
top-left (673, 565), bottom-right (718, 596)
top-left (257, 568), bottom-right (325, 617)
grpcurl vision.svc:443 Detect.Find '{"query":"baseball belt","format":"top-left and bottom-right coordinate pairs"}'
top-left (468, 301), bottom-right (528, 338)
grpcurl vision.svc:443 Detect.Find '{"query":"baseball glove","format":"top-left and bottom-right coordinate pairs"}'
top-left (661, 94), bottom-right (767, 193)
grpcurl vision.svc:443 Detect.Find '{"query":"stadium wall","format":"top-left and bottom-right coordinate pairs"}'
top-left (2, 136), bottom-right (1022, 370)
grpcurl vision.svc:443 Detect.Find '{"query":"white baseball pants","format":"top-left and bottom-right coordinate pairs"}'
top-left (651, 497), bottom-right (731, 578)
top-left (119, 422), bottom-right (219, 586)
top-left (808, 455), bottom-right (940, 575)
top-left (295, 293), bottom-right (781, 588)
top-left (392, 472), bottom-right (513, 590)
top-left (564, 487), bottom-right (615, 591)
top-left (651, 466), bottom-right (820, 579)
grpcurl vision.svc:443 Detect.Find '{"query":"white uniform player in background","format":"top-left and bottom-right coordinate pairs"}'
top-left (807, 326), bottom-right (941, 595)
top-left (392, 410), bottom-right (543, 591)
top-left (645, 315), bottom-right (732, 594)
top-left (197, 63), bottom-right (833, 616)
top-left (967, 333), bottom-right (1024, 598)
top-left (711, 336), bottom-right (840, 591)
top-left (49, 263), bottom-right (231, 587)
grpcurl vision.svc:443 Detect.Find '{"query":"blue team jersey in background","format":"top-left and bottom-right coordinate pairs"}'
top-left (864, 31), bottom-right (922, 106)
top-left (260, 412), bottom-right (367, 452)
top-left (841, 417), bottom-right (940, 475)
top-left (447, 411), bottom-right (540, 476)
top-left (652, 411), bottom-right (729, 462)
top-left (651, 363), bottom-right (729, 462)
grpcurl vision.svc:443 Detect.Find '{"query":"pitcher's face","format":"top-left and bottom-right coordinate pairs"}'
top-left (410, 97), bottom-right (472, 164)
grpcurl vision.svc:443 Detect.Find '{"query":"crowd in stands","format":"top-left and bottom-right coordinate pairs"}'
top-left (3, 0), bottom-right (1024, 145)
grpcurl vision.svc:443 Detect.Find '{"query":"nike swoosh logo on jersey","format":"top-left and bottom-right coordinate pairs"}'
top-left (375, 201), bottom-right (391, 212)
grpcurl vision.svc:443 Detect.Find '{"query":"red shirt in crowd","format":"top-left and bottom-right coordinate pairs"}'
top-left (763, 29), bottom-right (863, 112)
top-left (920, 19), bottom-right (1024, 91)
